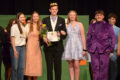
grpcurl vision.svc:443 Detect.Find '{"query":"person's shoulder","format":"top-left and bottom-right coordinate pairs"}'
top-left (103, 21), bottom-right (110, 25)
top-left (58, 16), bottom-right (65, 21)
top-left (43, 16), bottom-right (50, 20)
top-left (11, 24), bottom-right (18, 32)
top-left (88, 23), bottom-right (95, 29)
top-left (66, 23), bottom-right (70, 27)
top-left (103, 21), bottom-right (112, 27)
top-left (42, 17), bottom-right (50, 23)
top-left (114, 26), bottom-right (120, 32)
top-left (75, 22), bottom-right (84, 30)
top-left (25, 23), bottom-right (30, 28)
top-left (12, 24), bottom-right (18, 27)
top-left (115, 25), bottom-right (120, 29)
top-left (11, 24), bottom-right (18, 29)
top-left (77, 22), bottom-right (83, 26)
top-left (76, 22), bottom-right (84, 28)
top-left (104, 23), bottom-right (114, 31)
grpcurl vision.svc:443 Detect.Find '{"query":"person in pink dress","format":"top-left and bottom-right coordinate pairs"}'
top-left (24, 11), bottom-right (42, 80)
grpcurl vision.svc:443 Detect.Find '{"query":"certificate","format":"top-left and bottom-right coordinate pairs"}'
top-left (47, 31), bottom-right (60, 42)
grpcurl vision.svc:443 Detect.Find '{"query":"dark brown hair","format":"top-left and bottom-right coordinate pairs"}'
top-left (95, 10), bottom-right (104, 15)
top-left (16, 12), bottom-right (24, 34)
top-left (67, 10), bottom-right (78, 24)
top-left (6, 18), bottom-right (16, 33)
top-left (108, 13), bottom-right (117, 19)
top-left (29, 11), bottom-right (41, 32)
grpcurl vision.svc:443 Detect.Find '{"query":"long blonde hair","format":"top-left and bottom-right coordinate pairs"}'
top-left (67, 10), bottom-right (78, 24)
top-left (30, 11), bottom-right (41, 32)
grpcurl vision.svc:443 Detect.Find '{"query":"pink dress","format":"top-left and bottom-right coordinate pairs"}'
top-left (24, 25), bottom-right (42, 76)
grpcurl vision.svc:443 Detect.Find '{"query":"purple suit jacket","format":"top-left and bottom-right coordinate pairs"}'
top-left (87, 21), bottom-right (116, 53)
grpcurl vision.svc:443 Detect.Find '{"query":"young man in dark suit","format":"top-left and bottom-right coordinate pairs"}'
top-left (0, 26), bottom-right (5, 80)
top-left (42, 3), bottom-right (67, 80)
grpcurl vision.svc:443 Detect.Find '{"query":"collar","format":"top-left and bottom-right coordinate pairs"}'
top-left (113, 25), bottom-right (116, 27)
top-left (50, 15), bottom-right (58, 19)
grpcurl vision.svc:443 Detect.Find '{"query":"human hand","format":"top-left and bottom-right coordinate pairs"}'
top-left (14, 50), bottom-right (18, 59)
top-left (60, 30), bottom-right (66, 35)
top-left (106, 49), bottom-right (111, 53)
top-left (43, 37), bottom-right (49, 46)
top-left (57, 32), bottom-right (61, 37)
top-left (82, 51), bottom-right (86, 57)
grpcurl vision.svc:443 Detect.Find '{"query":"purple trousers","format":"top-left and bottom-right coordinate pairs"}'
top-left (90, 52), bottom-right (110, 80)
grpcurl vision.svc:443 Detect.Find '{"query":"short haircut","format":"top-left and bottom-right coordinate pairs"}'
top-left (95, 10), bottom-right (104, 15)
top-left (50, 3), bottom-right (58, 9)
top-left (108, 13), bottom-right (117, 19)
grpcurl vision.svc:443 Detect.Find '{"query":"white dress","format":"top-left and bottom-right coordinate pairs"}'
top-left (62, 23), bottom-right (84, 60)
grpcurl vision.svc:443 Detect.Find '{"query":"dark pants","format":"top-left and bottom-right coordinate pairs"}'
top-left (117, 56), bottom-right (120, 80)
top-left (44, 45), bottom-right (63, 80)
top-left (109, 53), bottom-right (117, 80)
top-left (24, 76), bottom-right (34, 80)
top-left (0, 47), bottom-right (3, 80)
top-left (24, 76), bottom-right (28, 80)
top-left (90, 52), bottom-right (110, 80)
top-left (89, 62), bottom-right (93, 80)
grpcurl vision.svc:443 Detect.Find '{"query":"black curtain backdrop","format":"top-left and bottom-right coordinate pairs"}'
top-left (0, 0), bottom-right (120, 25)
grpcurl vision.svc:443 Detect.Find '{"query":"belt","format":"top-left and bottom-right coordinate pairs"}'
top-left (16, 45), bottom-right (26, 47)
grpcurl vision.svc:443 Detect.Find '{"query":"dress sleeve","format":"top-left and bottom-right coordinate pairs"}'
top-left (10, 25), bottom-right (16, 37)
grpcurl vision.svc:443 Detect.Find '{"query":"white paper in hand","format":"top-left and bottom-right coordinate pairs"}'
top-left (47, 31), bottom-right (60, 42)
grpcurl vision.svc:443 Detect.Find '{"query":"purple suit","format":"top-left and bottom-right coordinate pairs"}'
top-left (87, 21), bottom-right (116, 80)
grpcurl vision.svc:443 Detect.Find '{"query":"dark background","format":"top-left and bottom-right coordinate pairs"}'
top-left (0, 0), bottom-right (120, 25)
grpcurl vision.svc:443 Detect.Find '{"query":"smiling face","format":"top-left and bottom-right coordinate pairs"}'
top-left (108, 17), bottom-right (116, 26)
top-left (68, 11), bottom-right (77, 22)
top-left (49, 6), bottom-right (58, 16)
top-left (32, 13), bottom-right (39, 23)
top-left (18, 14), bottom-right (25, 24)
top-left (95, 13), bottom-right (104, 22)
top-left (68, 11), bottom-right (78, 23)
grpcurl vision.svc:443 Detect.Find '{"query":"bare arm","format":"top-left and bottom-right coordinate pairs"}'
top-left (65, 24), bottom-right (68, 28)
top-left (117, 34), bottom-right (120, 56)
top-left (11, 36), bottom-right (18, 58)
top-left (11, 36), bottom-right (16, 52)
top-left (79, 22), bottom-right (86, 50)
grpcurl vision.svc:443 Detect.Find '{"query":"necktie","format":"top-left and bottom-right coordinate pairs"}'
top-left (52, 17), bottom-right (56, 22)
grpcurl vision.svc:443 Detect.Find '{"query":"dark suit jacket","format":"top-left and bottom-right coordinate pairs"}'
top-left (0, 26), bottom-right (5, 58)
top-left (42, 16), bottom-right (67, 52)
top-left (0, 26), bottom-right (5, 47)
top-left (87, 21), bottom-right (115, 53)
